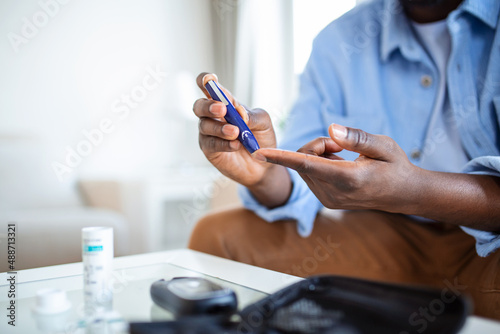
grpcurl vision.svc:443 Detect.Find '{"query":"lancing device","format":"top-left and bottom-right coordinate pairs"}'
top-left (204, 80), bottom-right (260, 154)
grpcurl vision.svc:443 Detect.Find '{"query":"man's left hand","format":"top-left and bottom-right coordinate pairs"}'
top-left (253, 124), bottom-right (422, 213)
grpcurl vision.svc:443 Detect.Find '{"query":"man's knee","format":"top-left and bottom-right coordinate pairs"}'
top-left (188, 211), bottom-right (224, 255)
top-left (188, 208), bottom-right (260, 258)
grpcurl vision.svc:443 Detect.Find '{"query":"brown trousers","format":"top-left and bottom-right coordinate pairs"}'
top-left (188, 208), bottom-right (500, 320)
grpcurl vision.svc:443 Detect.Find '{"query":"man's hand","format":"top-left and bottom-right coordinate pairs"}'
top-left (253, 123), bottom-right (420, 213)
top-left (193, 73), bottom-right (292, 208)
top-left (254, 123), bottom-right (500, 232)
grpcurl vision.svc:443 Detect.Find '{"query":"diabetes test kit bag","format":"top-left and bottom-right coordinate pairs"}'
top-left (130, 275), bottom-right (471, 334)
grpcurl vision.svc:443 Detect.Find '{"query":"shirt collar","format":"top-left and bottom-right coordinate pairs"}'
top-left (380, 0), bottom-right (500, 62)
top-left (380, 0), bottom-right (420, 62)
top-left (459, 0), bottom-right (500, 28)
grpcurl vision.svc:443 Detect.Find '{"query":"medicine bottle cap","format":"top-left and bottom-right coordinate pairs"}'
top-left (32, 288), bottom-right (72, 314)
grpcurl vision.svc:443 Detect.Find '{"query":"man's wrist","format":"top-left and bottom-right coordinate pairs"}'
top-left (390, 167), bottom-right (500, 232)
top-left (382, 165), bottom-right (429, 216)
top-left (247, 164), bottom-right (292, 209)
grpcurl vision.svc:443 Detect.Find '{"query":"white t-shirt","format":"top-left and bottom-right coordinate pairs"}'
top-left (411, 20), bottom-right (469, 172)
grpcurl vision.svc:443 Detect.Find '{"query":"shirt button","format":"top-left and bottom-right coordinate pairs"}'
top-left (410, 149), bottom-right (422, 160)
top-left (420, 75), bottom-right (432, 88)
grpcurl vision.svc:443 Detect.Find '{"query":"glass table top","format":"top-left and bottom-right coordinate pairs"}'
top-left (0, 262), bottom-right (267, 333)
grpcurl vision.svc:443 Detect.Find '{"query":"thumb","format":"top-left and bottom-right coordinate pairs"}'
top-left (199, 73), bottom-right (249, 124)
top-left (328, 123), bottom-right (395, 161)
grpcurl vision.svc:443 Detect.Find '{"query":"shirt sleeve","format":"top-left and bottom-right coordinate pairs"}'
top-left (238, 170), bottom-right (323, 237)
top-left (459, 156), bottom-right (500, 257)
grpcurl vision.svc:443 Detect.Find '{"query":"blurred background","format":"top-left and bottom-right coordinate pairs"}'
top-left (0, 0), bottom-right (363, 271)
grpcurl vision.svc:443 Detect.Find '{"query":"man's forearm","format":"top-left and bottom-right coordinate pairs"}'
top-left (247, 164), bottom-right (292, 209)
top-left (405, 169), bottom-right (500, 232)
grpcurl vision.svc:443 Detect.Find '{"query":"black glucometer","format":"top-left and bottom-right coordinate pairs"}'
top-left (150, 277), bottom-right (237, 318)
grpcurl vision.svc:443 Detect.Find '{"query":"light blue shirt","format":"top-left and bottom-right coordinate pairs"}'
top-left (239, 0), bottom-right (500, 257)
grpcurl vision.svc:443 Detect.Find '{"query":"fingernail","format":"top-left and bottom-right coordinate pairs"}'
top-left (209, 103), bottom-right (221, 115)
top-left (202, 73), bottom-right (218, 86)
top-left (252, 151), bottom-right (267, 162)
top-left (229, 140), bottom-right (240, 150)
top-left (332, 124), bottom-right (348, 139)
top-left (222, 125), bottom-right (236, 136)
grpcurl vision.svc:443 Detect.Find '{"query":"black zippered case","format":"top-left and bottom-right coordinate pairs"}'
top-left (130, 275), bottom-right (471, 334)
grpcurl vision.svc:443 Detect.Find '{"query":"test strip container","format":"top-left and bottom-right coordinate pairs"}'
top-left (82, 227), bottom-right (114, 316)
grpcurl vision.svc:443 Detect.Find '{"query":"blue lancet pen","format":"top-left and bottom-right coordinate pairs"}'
top-left (204, 80), bottom-right (260, 154)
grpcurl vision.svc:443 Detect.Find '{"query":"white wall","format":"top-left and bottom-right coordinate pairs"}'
top-left (0, 0), bottom-right (215, 185)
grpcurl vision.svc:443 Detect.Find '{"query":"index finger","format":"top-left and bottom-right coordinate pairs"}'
top-left (254, 148), bottom-right (351, 177)
top-left (193, 98), bottom-right (226, 119)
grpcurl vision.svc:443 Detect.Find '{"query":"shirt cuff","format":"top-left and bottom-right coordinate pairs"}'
top-left (459, 156), bottom-right (500, 257)
top-left (238, 169), bottom-right (323, 237)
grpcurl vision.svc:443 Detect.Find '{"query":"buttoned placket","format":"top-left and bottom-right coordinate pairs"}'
top-left (401, 35), bottom-right (438, 165)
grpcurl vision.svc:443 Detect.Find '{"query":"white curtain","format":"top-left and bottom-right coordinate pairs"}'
top-left (234, 0), bottom-right (294, 116)
top-left (211, 0), bottom-right (294, 125)
top-left (211, 0), bottom-right (362, 127)
top-left (210, 0), bottom-right (240, 92)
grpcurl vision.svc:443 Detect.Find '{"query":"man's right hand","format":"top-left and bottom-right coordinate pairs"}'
top-left (193, 73), bottom-right (292, 208)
